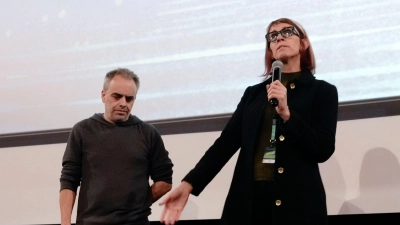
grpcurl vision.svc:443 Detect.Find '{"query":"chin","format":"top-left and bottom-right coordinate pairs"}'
top-left (113, 116), bottom-right (128, 123)
top-left (114, 119), bottom-right (126, 123)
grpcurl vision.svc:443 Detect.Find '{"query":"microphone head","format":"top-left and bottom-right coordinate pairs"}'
top-left (272, 60), bottom-right (283, 70)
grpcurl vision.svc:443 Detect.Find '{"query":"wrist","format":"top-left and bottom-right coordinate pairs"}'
top-left (279, 106), bottom-right (290, 121)
top-left (181, 181), bottom-right (193, 193)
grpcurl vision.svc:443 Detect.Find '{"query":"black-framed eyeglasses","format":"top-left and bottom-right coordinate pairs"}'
top-left (265, 26), bottom-right (301, 43)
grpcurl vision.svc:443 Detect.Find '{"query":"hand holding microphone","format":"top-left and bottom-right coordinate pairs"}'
top-left (267, 60), bottom-right (291, 121)
top-left (269, 60), bottom-right (283, 107)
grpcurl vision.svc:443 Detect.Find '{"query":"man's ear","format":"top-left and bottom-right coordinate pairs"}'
top-left (101, 90), bottom-right (106, 103)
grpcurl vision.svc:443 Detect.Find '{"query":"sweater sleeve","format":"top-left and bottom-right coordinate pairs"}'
top-left (148, 125), bottom-right (173, 184)
top-left (60, 124), bottom-right (83, 192)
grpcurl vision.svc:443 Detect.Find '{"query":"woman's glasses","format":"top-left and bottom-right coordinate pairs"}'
top-left (265, 26), bottom-right (301, 43)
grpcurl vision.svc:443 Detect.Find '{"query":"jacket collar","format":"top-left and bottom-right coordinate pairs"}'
top-left (264, 70), bottom-right (315, 86)
top-left (293, 70), bottom-right (315, 86)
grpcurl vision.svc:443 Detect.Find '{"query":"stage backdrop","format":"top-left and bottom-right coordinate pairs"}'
top-left (1, 0), bottom-right (400, 134)
top-left (0, 115), bottom-right (399, 224)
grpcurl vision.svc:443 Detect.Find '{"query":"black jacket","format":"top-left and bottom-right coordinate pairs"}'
top-left (183, 70), bottom-right (338, 225)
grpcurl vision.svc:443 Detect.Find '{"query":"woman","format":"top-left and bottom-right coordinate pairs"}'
top-left (160, 18), bottom-right (338, 225)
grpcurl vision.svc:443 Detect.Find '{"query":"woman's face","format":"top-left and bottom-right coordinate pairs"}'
top-left (268, 22), bottom-right (302, 64)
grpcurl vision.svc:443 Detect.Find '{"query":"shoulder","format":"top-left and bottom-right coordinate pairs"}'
top-left (132, 115), bottom-right (161, 136)
top-left (66, 117), bottom-right (93, 143)
top-left (70, 114), bottom-right (103, 133)
top-left (71, 117), bottom-right (92, 130)
top-left (314, 78), bottom-right (338, 93)
top-left (141, 121), bottom-right (158, 132)
top-left (312, 78), bottom-right (339, 105)
top-left (300, 70), bottom-right (336, 92)
top-left (238, 79), bottom-right (267, 104)
top-left (243, 79), bottom-right (268, 96)
top-left (249, 78), bottom-right (268, 89)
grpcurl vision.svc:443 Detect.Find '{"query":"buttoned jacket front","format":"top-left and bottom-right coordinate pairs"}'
top-left (183, 70), bottom-right (338, 225)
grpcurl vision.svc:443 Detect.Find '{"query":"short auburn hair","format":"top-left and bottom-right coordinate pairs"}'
top-left (263, 18), bottom-right (316, 77)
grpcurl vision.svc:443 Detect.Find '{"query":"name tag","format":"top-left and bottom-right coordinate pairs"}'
top-left (262, 146), bottom-right (275, 163)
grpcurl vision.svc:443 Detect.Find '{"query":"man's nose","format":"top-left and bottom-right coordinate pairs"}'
top-left (118, 97), bottom-right (128, 106)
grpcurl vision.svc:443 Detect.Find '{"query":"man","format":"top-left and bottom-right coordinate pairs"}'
top-left (60, 68), bottom-right (173, 225)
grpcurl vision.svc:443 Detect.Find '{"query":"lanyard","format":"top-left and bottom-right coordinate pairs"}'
top-left (262, 110), bottom-right (278, 163)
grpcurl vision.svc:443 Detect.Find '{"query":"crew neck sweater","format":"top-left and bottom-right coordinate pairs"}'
top-left (60, 113), bottom-right (173, 225)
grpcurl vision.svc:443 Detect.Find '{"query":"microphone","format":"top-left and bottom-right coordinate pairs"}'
top-left (269, 60), bottom-right (283, 107)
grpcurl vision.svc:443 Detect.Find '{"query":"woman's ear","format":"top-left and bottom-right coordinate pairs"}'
top-left (300, 38), bottom-right (310, 51)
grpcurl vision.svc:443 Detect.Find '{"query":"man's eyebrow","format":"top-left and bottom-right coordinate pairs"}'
top-left (112, 93), bottom-right (123, 97)
top-left (112, 93), bottom-right (135, 99)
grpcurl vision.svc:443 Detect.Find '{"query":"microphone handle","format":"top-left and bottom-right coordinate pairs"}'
top-left (269, 66), bottom-right (281, 107)
top-left (270, 98), bottom-right (278, 107)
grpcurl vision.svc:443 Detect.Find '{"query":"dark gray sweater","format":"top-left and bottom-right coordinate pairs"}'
top-left (60, 113), bottom-right (173, 225)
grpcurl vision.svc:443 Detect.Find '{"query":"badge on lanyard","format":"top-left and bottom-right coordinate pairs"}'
top-left (263, 143), bottom-right (276, 163)
top-left (262, 111), bottom-right (277, 163)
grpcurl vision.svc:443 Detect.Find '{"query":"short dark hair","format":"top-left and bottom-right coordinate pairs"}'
top-left (103, 68), bottom-right (140, 91)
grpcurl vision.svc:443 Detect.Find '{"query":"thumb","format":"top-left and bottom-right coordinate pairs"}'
top-left (159, 197), bottom-right (168, 206)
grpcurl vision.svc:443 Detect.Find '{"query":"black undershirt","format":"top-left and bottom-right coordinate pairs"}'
top-left (253, 71), bottom-right (302, 181)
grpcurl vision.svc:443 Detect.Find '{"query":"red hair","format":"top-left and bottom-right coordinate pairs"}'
top-left (263, 18), bottom-right (316, 77)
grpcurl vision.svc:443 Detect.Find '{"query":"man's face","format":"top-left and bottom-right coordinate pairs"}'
top-left (101, 75), bottom-right (137, 123)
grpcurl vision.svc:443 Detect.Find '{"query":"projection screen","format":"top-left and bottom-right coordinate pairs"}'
top-left (1, 0), bottom-right (399, 135)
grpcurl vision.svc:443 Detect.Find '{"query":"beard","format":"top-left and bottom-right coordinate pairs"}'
top-left (114, 115), bottom-right (129, 123)
top-left (112, 109), bottom-right (129, 123)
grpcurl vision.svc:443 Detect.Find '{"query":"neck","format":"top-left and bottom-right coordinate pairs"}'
top-left (103, 113), bottom-right (115, 124)
top-left (281, 56), bottom-right (301, 73)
